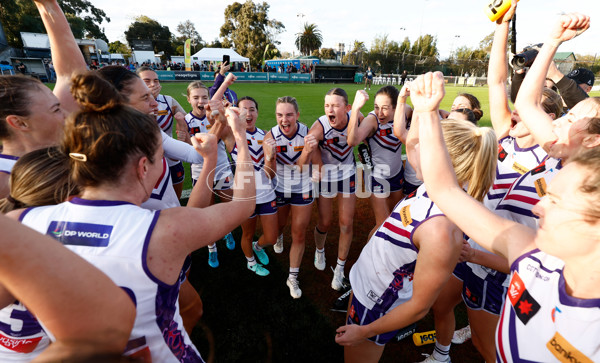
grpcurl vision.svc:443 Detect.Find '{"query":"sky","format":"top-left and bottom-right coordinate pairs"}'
top-left (91, 0), bottom-right (600, 59)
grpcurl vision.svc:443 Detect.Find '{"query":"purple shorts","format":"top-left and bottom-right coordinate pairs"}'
top-left (347, 295), bottom-right (398, 346)
top-left (275, 191), bottom-right (314, 207)
top-left (369, 168), bottom-right (404, 195)
top-left (250, 199), bottom-right (278, 218)
top-left (318, 174), bottom-right (356, 198)
top-left (169, 161), bottom-right (185, 185)
top-left (460, 264), bottom-right (508, 315)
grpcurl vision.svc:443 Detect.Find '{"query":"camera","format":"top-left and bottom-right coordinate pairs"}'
top-left (511, 43), bottom-right (543, 70)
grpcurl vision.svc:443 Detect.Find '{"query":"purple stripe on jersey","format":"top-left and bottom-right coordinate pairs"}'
top-left (558, 271), bottom-right (600, 308)
top-left (495, 204), bottom-right (536, 218)
top-left (141, 210), bottom-right (177, 287)
top-left (0, 154), bottom-right (19, 160)
top-left (276, 151), bottom-right (302, 164)
top-left (277, 123), bottom-right (302, 141)
top-left (409, 215), bottom-right (445, 245)
top-left (507, 307), bottom-right (539, 363)
top-left (523, 254), bottom-right (563, 275)
top-left (374, 230), bottom-right (418, 252)
top-left (510, 248), bottom-right (541, 272)
top-left (69, 198), bottom-right (135, 207)
top-left (150, 168), bottom-right (172, 200)
top-left (19, 207), bottom-right (34, 222)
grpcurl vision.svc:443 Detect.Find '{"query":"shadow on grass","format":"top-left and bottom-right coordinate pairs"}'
top-left (188, 236), bottom-right (343, 363)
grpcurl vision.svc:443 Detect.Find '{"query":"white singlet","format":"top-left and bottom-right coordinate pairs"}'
top-left (20, 198), bottom-right (204, 362)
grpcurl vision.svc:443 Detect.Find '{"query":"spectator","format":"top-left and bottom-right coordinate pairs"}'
top-left (16, 61), bottom-right (26, 74)
top-left (209, 62), bottom-right (238, 106)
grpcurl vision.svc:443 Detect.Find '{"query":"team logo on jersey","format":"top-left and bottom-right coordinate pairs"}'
top-left (405, 189), bottom-right (418, 199)
top-left (508, 272), bottom-right (540, 325)
top-left (157, 110), bottom-right (168, 116)
top-left (47, 221), bottom-right (113, 247)
top-left (294, 146), bottom-right (304, 152)
top-left (257, 140), bottom-right (263, 145)
top-left (325, 137), bottom-right (341, 145)
top-left (534, 178), bottom-right (547, 197)
top-left (512, 162), bottom-right (528, 175)
top-left (547, 332), bottom-right (593, 363)
top-left (189, 126), bottom-right (200, 135)
top-left (400, 205), bottom-right (412, 227)
top-left (498, 144), bottom-right (508, 162)
top-left (551, 306), bottom-right (562, 323)
top-left (0, 332), bottom-right (43, 353)
top-left (277, 146), bottom-right (288, 153)
top-left (380, 128), bottom-right (392, 136)
top-left (531, 161), bottom-right (547, 175)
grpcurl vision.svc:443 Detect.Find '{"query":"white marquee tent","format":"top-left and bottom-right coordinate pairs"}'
top-left (190, 48), bottom-right (249, 65)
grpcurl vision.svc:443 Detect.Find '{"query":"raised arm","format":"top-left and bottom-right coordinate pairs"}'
top-left (487, 2), bottom-right (517, 139)
top-left (263, 133), bottom-right (277, 179)
top-left (547, 61), bottom-right (588, 109)
top-left (161, 130), bottom-right (204, 164)
top-left (416, 72), bottom-right (535, 265)
top-left (393, 84), bottom-right (412, 144)
top-left (0, 215), bottom-right (134, 359)
top-left (34, 0), bottom-right (88, 114)
top-left (515, 13), bottom-right (591, 152)
top-left (347, 90), bottom-right (377, 146)
top-left (211, 72), bottom-right (237, 105)
top-left (186, 133), bottom-right (218, 209)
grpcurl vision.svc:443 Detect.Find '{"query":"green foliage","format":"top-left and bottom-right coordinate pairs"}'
top-left (219, 1), bottom-right (284, 67)
top-left (124, 15), bottom-right (173, 57)
top-left (108, 40), bottom-right (131, 58)
top-left (318, 48), bottom-right (336, 60)
top-left (175, 20), bottom-right (204, 54)
top-left (295, 23), bottom-right (322, 56)
top-left (0, 0), bottom-right (109, 48)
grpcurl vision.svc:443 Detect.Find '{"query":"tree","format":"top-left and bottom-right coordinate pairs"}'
top-left (125, 15), bottom-right (173, 57)
top-left (295, 23), bottom-right (322, 56)
top-left (319, 48), bottom-right (336, 60)
top-left (176, 20), bottom-right (204, 53)
top-left (0, 0), bottom-right (110, 48)
top-left (108, 40), bottom-right (131, 58)
top-left (343, 40), bottom-right (367, 65)
top-left (219, 1), bottom-right (284, 66)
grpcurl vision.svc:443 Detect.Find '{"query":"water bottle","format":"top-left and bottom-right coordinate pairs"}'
top-left (484, 0), bottom-right (518, 22)
top-left (413, 330), bottom-right (437, 346)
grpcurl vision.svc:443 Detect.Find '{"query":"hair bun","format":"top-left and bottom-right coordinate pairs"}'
top-left (70, 72), bottom-right (124, 112)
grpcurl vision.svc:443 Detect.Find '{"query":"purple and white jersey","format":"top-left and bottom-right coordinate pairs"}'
top-left (495, 158), bottom-right (562, 229)
top-left (350, 184), bottom-right (444, 312)
top-left (20, 199), bottom-right (203, 362)
top-left (230, 128), bottom-right (275, 204)
top-left (496, 249), bottom-right (600, 363)
top-left (271, 122), bottom-right (312, 195)
top-left (0, 303), bottom-right (50, 362)
top-left (156, 94), bottom-right (175, 136)
top-left (140, 156), bottom-right (179, 210)
top-left (184, 112), bottom-right (232, 182)
top-left (317, 112), bottom-right (356, 182)
top-left (365, 112), bottom-right (403, 180)
top-left (0, 154), bottom-right (18, 175)
top-left (483, 136), bottom-right (547, 210)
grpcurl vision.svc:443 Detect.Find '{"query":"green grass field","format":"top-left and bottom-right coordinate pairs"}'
top-left (163, 81), bottom-right (495, 131)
